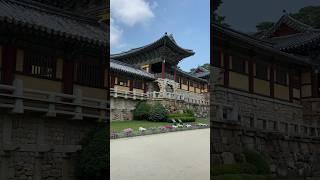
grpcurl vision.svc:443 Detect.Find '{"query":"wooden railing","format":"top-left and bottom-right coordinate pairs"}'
top-left (0, 79), bottom-right (108, 121)
top-left (110, 88), bottom-right (148, 100)
top-left (212, 102), bottom-right (320, 138)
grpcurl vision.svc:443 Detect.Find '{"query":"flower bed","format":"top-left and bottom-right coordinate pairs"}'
top-left (110, 123), bottom-right (209, 139)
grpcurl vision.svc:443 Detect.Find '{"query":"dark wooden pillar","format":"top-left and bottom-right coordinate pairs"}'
top-left (2, 46), bottom-right (17, 85)
top-left (62, 60), bottom-right (74, 94)
top-left (187, 80), bottom-right (190, 91)
top-left (248, 58), bottom-right (254, 93)
top-left (110, 75), bottom-right (115, 88)
top-left (129, 79), bottom-right (133, 91)
top-left (144, 82), bottom-right (148, 93)
top-left (270, 62), bottom-right (275, 98)
top-left (312, 69), bottom-right (319, 97)
top-left (223, 52), bottom-right (229, 87)
top-left (161, 60), bottom-right (165, 79)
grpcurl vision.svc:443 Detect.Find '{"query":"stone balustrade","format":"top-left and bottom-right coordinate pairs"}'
top-left (0, 79), bottom-right (108, 121)
top-left (110, 87), bottom-right (209, 105)
top-left (212, 102), bottom-right (320, 138)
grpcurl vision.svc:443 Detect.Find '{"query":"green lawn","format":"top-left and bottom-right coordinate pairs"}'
top-left (110, 118), bottom-right (209, 132)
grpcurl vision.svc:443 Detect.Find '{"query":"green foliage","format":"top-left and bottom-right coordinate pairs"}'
top-left (178, 117), bottom-right (196, 122)
top-left (213, 174), bottom-right (269, 180)
top-left (256, 6), bottom-right (320, 32)
top-left (167, 113), bottom-right (193, 118)
top-left (148, 102), bottom-right (168, 122)
top-left (133, 102), bottom-right (151, 120)
top-left (184, 109), bottom-right (195, 117)
top-left (243, 150), bottom-right (270, 175)
top-left (75, 126), bottom-right (107, 180)
top-left (291, 6), bottom-right (320, 28)
top-left (212, 163), bottom-right (257, 176)
top-left (256, 22), bottom-right (275, 31)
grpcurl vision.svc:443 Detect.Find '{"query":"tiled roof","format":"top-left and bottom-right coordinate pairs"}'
top-left (269, 32), bottom-right (320, 50)
top-left (194, 71), bottom-right (210, 78)
top-left (176, 69), bottom-right (208, 82)
top-left (213, 23), bottom-right (311, 65)
top-left (0, 0), bottom-right (107, 46)
top-left (259, 14), bottom-right (317, 39)
top-left (110, 59), bottom-right (155, 80)
top-left (110, 33), bottom-right (194, 59)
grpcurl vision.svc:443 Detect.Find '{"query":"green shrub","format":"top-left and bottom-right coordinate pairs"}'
top-left (167, 113), bottom-right (194, 118)
top-left (213, 174), bottom-right (269, 180)
top-left (133, 102), bottom-right (151, 120)
top-left (184, 109), bottom-right (195, 117)
top-left (243, 150), bottom-right (270, 175)
top-left (212, 163), bottom-right (257, 176)
top-left (75, 126), bottom-right (107, 180)
top-left (148, 102), bottom-right (168, 122)
top-left (178, 117), bottom-right (196, 122)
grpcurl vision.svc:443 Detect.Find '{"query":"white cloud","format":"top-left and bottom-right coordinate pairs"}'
top-left (110, 18), bottom-right (123, 47)
top-left (111, 0), bottom-right (155, 27)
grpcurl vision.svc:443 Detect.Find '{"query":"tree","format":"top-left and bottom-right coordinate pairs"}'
top-left (256, 6), bottom-right (320, 32)
top-left (212, 0), bottom-right (228, 26)
top-left (190, 63), bottom-right (210, 73)
top-left (291, 6), bottom-right (320, 28)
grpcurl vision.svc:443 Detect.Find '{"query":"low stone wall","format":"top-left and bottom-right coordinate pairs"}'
top-left (0, 114), bottom-right (99, 180)
top-left (213, 87), bottom-right (304, 135)
top-left (111, 97), bottom-right (209, 121)
top-left (212, 121), bottom-right (320, 177)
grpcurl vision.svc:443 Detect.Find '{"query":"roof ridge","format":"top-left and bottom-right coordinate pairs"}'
top-left (8, 0), bottom-right (100, 26)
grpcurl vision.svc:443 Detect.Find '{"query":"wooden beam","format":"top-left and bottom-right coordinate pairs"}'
top-left (223, 52), bottom-right (229, 87)
top-left (1, 46), bottom-right (16, 85)
top-left (270, 62), bottom-right (275, 98)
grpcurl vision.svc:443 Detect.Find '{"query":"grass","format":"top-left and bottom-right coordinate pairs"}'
top-left (110, 118), bottom-right (209, 132)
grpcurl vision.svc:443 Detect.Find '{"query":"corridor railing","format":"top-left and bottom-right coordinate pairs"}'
top-left (0, 79), bottom-right (108, 121)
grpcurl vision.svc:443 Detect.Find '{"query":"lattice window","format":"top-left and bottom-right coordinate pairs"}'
top-left (23, 52), bottom-right (56, 79)
top-left (75, 63), bottom-right (103, 88)
top-left (255, 62), bottom-right (268, 80)
top-left (133, 80), bottom-right (143, 89)
top-left (232, 56), bottom-right (246, 73)
top-left (276, 68), bottom-right (288, 85)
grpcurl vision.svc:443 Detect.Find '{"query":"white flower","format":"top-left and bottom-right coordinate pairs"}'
top-left (172, 125), bottom-right (178, 128)
top-left (185, 124), bottom-right (192, 128)
top-left (139, 127), bottom-right (146, 131)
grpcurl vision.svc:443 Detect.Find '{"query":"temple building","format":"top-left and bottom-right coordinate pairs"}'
top-left (110, 33), bottom-right (209, 120)
top-left (0, 0), bottom-right (107, 179)
top-left (212, 14), bottom-right (320, 137)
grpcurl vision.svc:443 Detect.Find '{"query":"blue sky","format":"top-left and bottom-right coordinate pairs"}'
top-left (110, 0), bottom-right (210, 72)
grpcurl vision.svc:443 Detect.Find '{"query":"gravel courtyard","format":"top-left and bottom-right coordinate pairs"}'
top-left (110, 129), bottom-right (210, 180)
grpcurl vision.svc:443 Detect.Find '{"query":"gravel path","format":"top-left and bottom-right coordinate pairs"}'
top-left (110, 129), bottom-right (210, 180)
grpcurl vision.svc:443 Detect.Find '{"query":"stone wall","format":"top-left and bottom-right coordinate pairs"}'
top-left (211, 121), bottom-right (320, 177)
top-left (213, 87), bottom-right (305, 135)
top-left (0, 114), bottom-right (99, 180)
top-left (111, 97), bottom-right (209, 121)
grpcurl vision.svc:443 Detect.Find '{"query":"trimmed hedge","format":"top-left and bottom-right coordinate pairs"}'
top-left (178, 117), bottom-right (196, 122)
top-left (133, 102), bottom-right (151, 120)
top-left (167, 113), bottom-right (193, 118)
top-left (148, 102), bottom-right (168, 122)
top-left (213, 174), bottom-right (270, 180)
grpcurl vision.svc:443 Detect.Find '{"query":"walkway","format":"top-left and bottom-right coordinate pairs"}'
top-left (110, 129), bottom-right (210, 180)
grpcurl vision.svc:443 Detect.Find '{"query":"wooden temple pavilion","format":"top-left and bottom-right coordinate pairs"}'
top-left (212, 14), bottom-right (320, 136)
top-left (0, 0), bottom-right (108, 120)
top-left (110, 33), bottom-right (209, 96)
